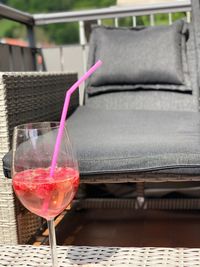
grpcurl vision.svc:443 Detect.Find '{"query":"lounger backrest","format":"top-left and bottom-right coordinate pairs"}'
top-left (84, 2), bottom-right (200, 112)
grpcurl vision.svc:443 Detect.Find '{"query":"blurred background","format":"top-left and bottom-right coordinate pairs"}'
top-left (0, 0), bottom-right (185, 47)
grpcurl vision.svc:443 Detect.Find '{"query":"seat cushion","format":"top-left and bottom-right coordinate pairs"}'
top-left (3, 107), bottom-right (200, 178)
top-left (67, 107), bottom-right (200, 175)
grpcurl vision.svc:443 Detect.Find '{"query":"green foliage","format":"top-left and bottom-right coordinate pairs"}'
top-left (1, 0), bottom-right (116, 45)
top-left (0, 19), bottom-right (25, 38)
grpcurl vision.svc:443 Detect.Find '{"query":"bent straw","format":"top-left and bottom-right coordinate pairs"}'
top-left (42, 60), bottom-right (102, 215)
top-left (50, 60), bottom-right (102, 177)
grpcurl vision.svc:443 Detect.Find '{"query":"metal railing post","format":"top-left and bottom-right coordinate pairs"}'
top-left (27, 25), bottom-right (36, 47)
top-left (60, 46), bottom-right (64, 71)
top-left (79, 20), bottom-right (87, 104)
top-left (27, 25), bottom-right (37, 70)
top-left (186, 11), bottom-right (191, 23)
top-left (79, 20), bottom-right (86, 72)
top-left (114, 17), bottom-right (119, 27)
top-left (168, 13), bottom-right (173, 25)
top-left (150, 14), bottom-right (155, 26)
top-left (132, 16), bottom-right (137, 27)
top-left (97, 19), bottom-right (102, 25)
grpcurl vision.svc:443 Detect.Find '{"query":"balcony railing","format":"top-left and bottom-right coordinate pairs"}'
top-left (0, 0), bottom-right (191, 46)
top-left (34, 0), bottom-right (191, 25)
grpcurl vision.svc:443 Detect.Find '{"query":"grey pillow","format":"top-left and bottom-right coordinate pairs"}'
top-left (87, 20), bottom-right (191, 96)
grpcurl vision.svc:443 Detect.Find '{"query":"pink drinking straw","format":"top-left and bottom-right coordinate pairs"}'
top-left (50, 60), bottom-right (102, 177)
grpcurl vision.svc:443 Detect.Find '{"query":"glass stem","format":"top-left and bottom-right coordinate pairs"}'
top-left (47, 219), bottom-right (59, 267)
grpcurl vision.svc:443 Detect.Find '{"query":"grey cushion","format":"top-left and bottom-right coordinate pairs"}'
top-left (85, 23), bottom-right (199, 112)
top-left (87, 20), bottom-right (191, 96)
top-left (3, 107), bottom-right (200, 178)
top-left (66, 107), bottom-right (200, 176)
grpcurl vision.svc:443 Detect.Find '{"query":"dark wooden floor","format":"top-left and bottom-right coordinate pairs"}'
top-left (54, 208), bottom-right (200, 248)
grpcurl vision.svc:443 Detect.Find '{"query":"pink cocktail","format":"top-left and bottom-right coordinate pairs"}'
top-left (12, 122), bottom-right (79, 267)
top-left (13, 167), bottom-right (79, 220)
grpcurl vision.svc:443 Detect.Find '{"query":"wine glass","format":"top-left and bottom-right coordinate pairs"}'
top-left (12, 122), bottom-right (79, 267)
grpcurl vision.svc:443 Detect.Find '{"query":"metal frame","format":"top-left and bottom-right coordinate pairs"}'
top-left (0, 4), bottom-right (34, 25)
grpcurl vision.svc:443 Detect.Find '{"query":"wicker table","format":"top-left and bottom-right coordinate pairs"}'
top-left (1, 245), bottom-right (200, 266)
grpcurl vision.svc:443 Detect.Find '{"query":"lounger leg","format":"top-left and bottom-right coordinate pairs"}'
top-left (135, 182), bottom-right (146, 209)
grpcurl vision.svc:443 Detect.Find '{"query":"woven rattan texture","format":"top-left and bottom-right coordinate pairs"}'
top-left (0, 72), bottom-right (77, 244)
top-left (0, 180), bottom-right (17, 244)
top-left (2, 72), bottom-right (78, 145)
top-left (1, 245), bottom-right (200, 266)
